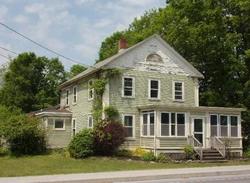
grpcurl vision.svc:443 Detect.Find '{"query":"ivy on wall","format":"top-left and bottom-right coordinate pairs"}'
top-left (91, 68), bottom-right (121, 122)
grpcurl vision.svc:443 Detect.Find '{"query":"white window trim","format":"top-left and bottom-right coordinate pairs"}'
top-left (53, 119), bottom-right (65, 131)
top-left (72, 118), bottom-right (76, 137)
top-left (65, 89), bottom-right (70, 106)
top-left (122, 114), bottom-right (135, 139)
top-left (148, 79), bottom-right (161, 100)
top-left (159, 112), bottom-right (186, 137)
top-left (88, 80), bottom-right (94, 101)
top-left (87, 114), bottom-right (93, 128)
top-left (73, 86), bottom-right (77, 104)
top-left (141, 111), bottom-right (155, 137)
top-left (172, 81), bottom-right (185, 102)
top-left (122, 76), bottom-right (135, 98)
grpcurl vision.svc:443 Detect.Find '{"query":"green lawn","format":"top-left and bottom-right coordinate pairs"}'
top-left (0, 152), bottom-right (250, 177)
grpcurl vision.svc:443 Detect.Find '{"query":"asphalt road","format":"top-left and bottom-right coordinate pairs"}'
top-left (118, 173), bottom-right (250, 183)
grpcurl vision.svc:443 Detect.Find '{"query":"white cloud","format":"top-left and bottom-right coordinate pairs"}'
top-left (75, 0), bottom-right (95, 5)
top-left (13, 14), bottom-right (29, 24)
top-left (0, 5), bottom-right (8, 22)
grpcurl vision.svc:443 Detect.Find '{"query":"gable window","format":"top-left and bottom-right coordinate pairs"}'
top-left (122, 77), bottom-right (134, 97)
top-left (88, 80), bottom-right (94, 100)
top-left (73, 86), bottom-right (77, 104)
top-left (54, 119), bottom-right (65, 130)
top-left (161, 112), bottom-right (185, 137)
top-left (146, 53), bottom-right (163, 63)
top-left (149, 79), bottom-right (160, 99)
top-left (72, 118), bottom-right (76, 136)
top-left (123, 115), bottom-right (134, 138)
top-left (88, 115), bottom-right (93, 128)
top-left (142, 111), bottom-right (155, 136)
top-left (173, 81), bottom-right (184, 101)
top-left (66, 89), bottom-right (69, 106)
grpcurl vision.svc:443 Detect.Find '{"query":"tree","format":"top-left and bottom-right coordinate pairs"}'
top-left (0, 52), bottom-right (66, 112)
top-left (68, 64), bottom-right (87, 78)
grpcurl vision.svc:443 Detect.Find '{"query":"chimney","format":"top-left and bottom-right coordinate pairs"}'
top-left (118, 38), bottom-right (127, 52)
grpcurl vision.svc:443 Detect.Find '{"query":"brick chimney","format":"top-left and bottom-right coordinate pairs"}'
top-left (118, 38), bottom-right (127, 52)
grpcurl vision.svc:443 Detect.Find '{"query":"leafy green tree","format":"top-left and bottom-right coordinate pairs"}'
top-left (0, 52), bottom-right (66, 112)
top-left (68, 64), bottom-right (87, 78)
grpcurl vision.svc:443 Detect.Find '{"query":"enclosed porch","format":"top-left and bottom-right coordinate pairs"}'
top-left (137, 105), bottom-right (244, 159)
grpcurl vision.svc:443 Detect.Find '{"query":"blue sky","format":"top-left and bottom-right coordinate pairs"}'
top-left (0, 0), bottom-right (165, 69)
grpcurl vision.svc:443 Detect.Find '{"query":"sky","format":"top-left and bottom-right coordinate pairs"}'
top-left (0, 0), bottom-right (165, 70)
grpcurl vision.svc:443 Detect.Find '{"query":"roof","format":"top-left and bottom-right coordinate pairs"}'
top-left (59, 34), bottom-right (204, 89)
top-left (137, 104), bottom-right (245, 113)
top-left (29, 105), bottom-right (72, 117)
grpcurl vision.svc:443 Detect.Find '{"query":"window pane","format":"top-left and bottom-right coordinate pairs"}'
top-left (143, 114), bottom-right (148, 124)
top-left (231, 116), bottom-right (238, 126)
top-left (55, 120), bottom-right (64, 129)
top-left (171, 113), bottom-right (175, 124)
top-left (220, 116), bottom-right (228, 125)
top-left (150, 90), bottom-right (158, 98)
top-left (210, 115), bottom-right (217, 125)
top-left (124, 78), bottom-right (132, 87)
top-left (125, 127), bottom-right (133, 137)
top-left (211, 126), bottom-right (217, 136)
top-left (150, 124), bottom-right (154, 136)
top-left (171, 125), bottom-right (175, 136)
top-left (177, 114), bottom-right (185, 124)
top-left (150, 113), bottom-right (154, 124)
top-left (221, 126), bottom-right (228, 136)
top-left (161, 113), bottom-right (169, 124)
top-left (88, 116), bottom-right (93, 128)
top-left (194, 119), bottom-right (202, 132)
top-left (151, 80), bottom-right (158, 89)
top-left (177, 124), bottom-right (185, 136)
top-left (231, 126), bottom-right (238, 137)
top-left (143, 124), bottom-right (147, 136)
top-left (124, 116), bottom-right (133, 126)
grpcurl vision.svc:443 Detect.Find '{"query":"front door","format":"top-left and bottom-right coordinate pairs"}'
top-left (193, 118), bottom-right (204, 147)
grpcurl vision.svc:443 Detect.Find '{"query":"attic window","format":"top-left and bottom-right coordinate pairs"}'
top-left (146, 53), bottom-right (163, 63)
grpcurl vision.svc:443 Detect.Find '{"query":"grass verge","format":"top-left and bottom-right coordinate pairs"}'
top-left (0, 152), bottom-right (250, 177)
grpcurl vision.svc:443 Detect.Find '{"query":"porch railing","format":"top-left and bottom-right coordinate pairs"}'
top-left (187, 135), bottom-right (203, 160)
top-left (211, 136), bottom-right (226, 158)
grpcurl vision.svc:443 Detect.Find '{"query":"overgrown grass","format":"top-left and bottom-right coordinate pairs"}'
top-left (0, 152), bottom-right (250, 177)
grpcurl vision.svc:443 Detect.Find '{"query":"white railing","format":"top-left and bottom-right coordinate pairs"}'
top-left (187, 135), bottom-right (203, 160)
top-left (211, 136), bottom-right (226, 158)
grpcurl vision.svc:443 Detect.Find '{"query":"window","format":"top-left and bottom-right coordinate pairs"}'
top-left (122, 77), bottom-right (134, 97)
top-left (231, 116), bottom-right (238, 137)
top-left (149, 79), bottom-right (160, 99)
top-left (173, 81), bottom-right (184, 101)
top-left (161, 112), bottom-right (185, 137)
top-left (88, 115), bottom-right (93, 128)
top-left (220, 115), bottom-right (228, 136)
top-left (88, 80), bottom-right (94, 100)
top-left (210, 115), bottom-right (218, 136)
top-left (72, 118), bottom-right (76, 136)
top-left (142, 112), bottom-right (155, 136)
top-left (66, 89), bottom-right (69, 105)
top-left (73, 86), bottom-right (77, 104)
top-left (123, 115), bottom-right (134, 138)
top-left (146, 53), bottom-right (163, 63)
top-left (210, 114), bottom-right (239, 137)
top-left (54, 119), bottom-right (65, 130)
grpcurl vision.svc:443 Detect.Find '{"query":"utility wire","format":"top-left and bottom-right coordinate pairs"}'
top-left (0, 46), bottom-right (18, 55)
top-left (0, 53), bottom-right (10, 60)
top-left (0, 22), bottom-right (89, 67)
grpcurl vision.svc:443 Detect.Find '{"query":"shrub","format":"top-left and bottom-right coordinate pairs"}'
top-left (141, 151), bottom-right (156, 161)
top-left (0, 146), bottom-right (8, 156)
top-left (114, 149), bottom-right (133, 157)
top-left (244, 148), bottom-right (250, 158)
top-left (156, 153), bottom-right (172, 163)
top-left (94, 120), bottom-right (125, 155)
top-left (104, 106), bottom-right (119, 120)
top-left (184, 145), bottom-right (195, 160)
top-left (2, 115), bottom-right (46, 155)
top-left (68, 129), bottom-right (94, 158)
top-left (132, 147), bottom-right (147, 157)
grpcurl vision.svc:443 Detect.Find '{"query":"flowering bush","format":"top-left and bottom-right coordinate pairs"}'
top-left (94, 120), bottom-right (125, 155)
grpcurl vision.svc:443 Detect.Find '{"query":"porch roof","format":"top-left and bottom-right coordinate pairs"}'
top-left (29, 105), bottom-right (72, 117)
top-left (137, 105), bottom-right (245, 114)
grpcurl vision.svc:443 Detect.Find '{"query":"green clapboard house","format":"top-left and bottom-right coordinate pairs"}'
top-left (35, 34), bottom-right (245, 160)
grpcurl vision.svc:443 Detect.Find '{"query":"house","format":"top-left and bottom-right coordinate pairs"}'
top-left (35, 34), bottom-right (244, 159)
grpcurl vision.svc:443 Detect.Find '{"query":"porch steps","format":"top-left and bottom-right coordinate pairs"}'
top-left (202, 149), bottom-right (225, 161)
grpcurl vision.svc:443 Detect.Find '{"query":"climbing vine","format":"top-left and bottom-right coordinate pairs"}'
top-left (91, 68), bottom-right (121, 122)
